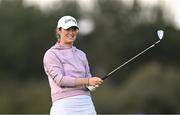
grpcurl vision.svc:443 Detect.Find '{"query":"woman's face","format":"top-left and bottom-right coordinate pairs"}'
top-left (58, 27), bottom-right (78, 45)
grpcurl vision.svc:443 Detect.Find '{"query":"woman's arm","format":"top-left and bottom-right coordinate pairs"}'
top-left (43, 51), bottom-right (76, 87)
top-left (75, 77), bottom-right (103, 86)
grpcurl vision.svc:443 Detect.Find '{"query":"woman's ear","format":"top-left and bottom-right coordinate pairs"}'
top-left (56, 28), bottom-right (61, 40)
top-left (56, 28), bottom-right (60, 34)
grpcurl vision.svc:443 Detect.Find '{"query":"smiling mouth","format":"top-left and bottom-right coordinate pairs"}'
top-left (67, 36), bottom-right (73, 39)
top-left (66, 35), bottom-right (74, 39)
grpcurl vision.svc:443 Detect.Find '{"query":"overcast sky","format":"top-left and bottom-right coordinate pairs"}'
top-left (22, 0), bottom-right (180, 29)
top-left (5, 0), bottom-right (178, 30)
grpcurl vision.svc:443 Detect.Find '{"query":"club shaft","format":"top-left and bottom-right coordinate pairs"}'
top-left (102, 40), bottom-right (161, 80)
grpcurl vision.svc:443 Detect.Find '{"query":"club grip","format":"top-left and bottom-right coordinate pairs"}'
top-left (102, 75), bottom-right (110, 80)
top-left (87, 85), bottom-right (98, 91)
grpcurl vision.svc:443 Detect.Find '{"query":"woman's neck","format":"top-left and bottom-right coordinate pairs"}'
top-left (58, 41), bottom-right (73, 48)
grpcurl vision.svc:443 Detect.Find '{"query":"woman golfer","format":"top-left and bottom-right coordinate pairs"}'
top-left (43, 16), bottom-right (103, 115)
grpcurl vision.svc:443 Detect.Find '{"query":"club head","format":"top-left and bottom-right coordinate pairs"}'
top-left (157, 30), bottom-right (164, 40)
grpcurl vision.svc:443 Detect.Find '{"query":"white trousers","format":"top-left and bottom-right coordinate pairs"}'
top-left (50, 95), bottom-right (97, 115)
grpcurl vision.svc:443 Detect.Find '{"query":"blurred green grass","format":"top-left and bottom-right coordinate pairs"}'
top-left (0, 62), bottom-right (180, 113)
top-left (0, 79), bottom-right (51, 113)
top-left (92, 62), bottom-right (180, 114)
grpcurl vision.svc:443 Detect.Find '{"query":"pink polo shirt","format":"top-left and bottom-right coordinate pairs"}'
top-left (43, 42), bottom-right (91, 102)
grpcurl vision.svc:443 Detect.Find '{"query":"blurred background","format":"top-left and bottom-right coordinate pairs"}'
top-left (0, 0), bottom-right (180, 114)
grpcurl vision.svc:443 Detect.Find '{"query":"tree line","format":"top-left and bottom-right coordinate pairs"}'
top-left (0, 0), bottom-right (180, 113)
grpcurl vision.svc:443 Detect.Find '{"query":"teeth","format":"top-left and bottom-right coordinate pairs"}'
top-left (67, 35), bottom-right (73, 39)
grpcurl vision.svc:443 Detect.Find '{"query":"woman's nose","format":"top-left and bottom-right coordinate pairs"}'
top-left (67, 29), bottom-right (73, 34)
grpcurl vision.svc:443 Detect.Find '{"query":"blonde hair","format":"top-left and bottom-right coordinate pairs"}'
top-left (56, 28), bottom-right (61, 40)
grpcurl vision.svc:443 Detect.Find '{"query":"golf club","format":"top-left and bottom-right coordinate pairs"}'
top-left (87, 30), bottom-right (164, 91)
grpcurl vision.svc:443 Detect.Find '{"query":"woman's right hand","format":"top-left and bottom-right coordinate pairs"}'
top-left (88, 77), bottom-right (103, 86)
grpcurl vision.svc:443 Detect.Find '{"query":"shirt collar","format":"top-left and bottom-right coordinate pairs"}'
top-left (53, 42), bottom-right (77, 52)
